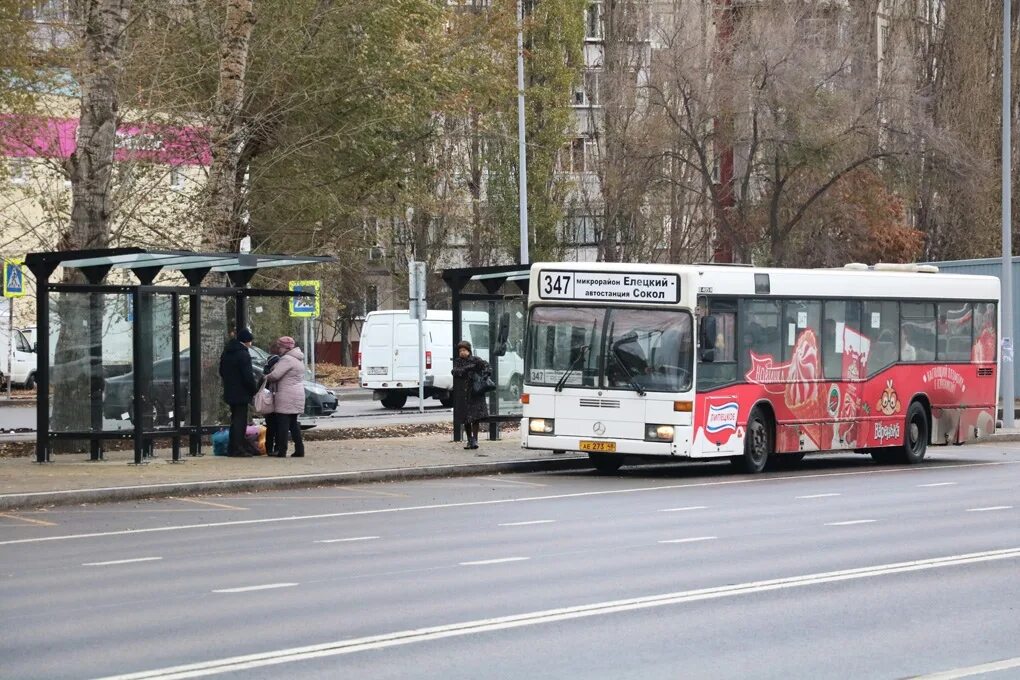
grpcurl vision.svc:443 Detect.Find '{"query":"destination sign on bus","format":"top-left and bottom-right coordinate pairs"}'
top-left (538, 270), bottom-right (680, 304)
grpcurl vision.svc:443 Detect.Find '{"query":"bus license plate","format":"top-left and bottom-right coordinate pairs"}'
top-left (579, 440), bottom-right (616, 453)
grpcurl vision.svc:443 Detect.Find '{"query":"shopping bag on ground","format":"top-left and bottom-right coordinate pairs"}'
top-left (211, 429), bottom-right (230, 456)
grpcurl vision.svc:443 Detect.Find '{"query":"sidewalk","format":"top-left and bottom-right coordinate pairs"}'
top-left (0, 431), bottom-right (589, 510)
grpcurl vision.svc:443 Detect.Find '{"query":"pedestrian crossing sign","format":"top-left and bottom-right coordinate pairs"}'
top-left (289, 280), bottom-right (320, 318)
top-left (3, 260), bottom-right (25, 298)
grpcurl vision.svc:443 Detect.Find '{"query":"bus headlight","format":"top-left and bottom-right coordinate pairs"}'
top-left (529, 418), bottom-right (555, 434)
top-left (645, 424), bottom-right (675, 442)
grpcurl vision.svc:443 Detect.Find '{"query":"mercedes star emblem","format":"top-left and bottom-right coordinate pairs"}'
top-left (593, 422), bottom-right (606, 436)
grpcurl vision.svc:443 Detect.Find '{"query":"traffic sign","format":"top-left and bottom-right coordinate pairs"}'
top-left (289, 280), bottom-right (321, 318)
top-left (3, 260), bottom-right (25, 298)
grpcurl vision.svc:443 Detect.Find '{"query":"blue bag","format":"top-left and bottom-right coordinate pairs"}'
top-left (211, 429), bottom-right (230, 456)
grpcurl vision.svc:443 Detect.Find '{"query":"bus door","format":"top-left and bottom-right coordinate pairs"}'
top-left (821, 301), bottom-right (868, 450)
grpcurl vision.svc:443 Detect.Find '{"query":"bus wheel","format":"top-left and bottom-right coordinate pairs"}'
top-left (590, 453), bottom-right (624, 474)
top-left (732, 407), bottom-right (772, 474)
top-left (901, 401), bottom-right (929, 464)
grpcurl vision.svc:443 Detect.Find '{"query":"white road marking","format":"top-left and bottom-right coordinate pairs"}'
top-left (212, 583), bottom-right (298, 594)
top-left (965, 506), bottom-right (1013, 513)
top-left (658, 537), bottom-right (717, 544)
top-left (825, 520), bottom-right (877, 526)
top-left (796, 493), bottom-right (840, 499)
top-left (498, 520), bottom-right (555, 527)
top-left (314, 536), bottom-right (379, 544)
top-left (95, 547), bottom-right (1020, 680)
top-left (658, 506), bottom-right (708, 512)
top-left (459, 557), bottom-right (530, 566)
top-left (82, 557), bottom-right (163, 567)
top-left (4, 460), bottom-right (1013, 547)
top-left (918, 482), bottom-right (957, 488)
top-left (909, 656), bottom-right (1020, 679)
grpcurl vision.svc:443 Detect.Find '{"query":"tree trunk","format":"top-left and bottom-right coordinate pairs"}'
top-left (51, 0), bottom-right (133, 446)
top-left (203, 0), bottom-right (256, 252)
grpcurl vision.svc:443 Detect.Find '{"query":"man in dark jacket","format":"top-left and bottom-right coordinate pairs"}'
top-left (219, 328), bottom-right (258, 457)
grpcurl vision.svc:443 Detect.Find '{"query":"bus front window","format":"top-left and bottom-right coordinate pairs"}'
top-left (605, 309), bottom-right (693, 392)
top-left (527, 307), bottom-right (604, 387)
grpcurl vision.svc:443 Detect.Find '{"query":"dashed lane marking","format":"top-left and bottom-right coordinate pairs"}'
top-left (498, 520), bottom-right (556, 527)
top-left (796, 493), bottom-right (841, 499)
top-left (212, 583), bottom-right (298, 594)
top-left (314, 536), bottom-right (380, 544)
top-left (94, 547), bottom-right (1020, 680)
top-left (825, 520), bottom-right (877, 526)
top-left (658, 537), bottom-right (717, 544)
top-left (918, 482), bottom-right (957, 488)
top-left (965, 506), bottom-right (1013, 513)
top-left (83, 557), bottom-right (163, 567)
top-left (459, 557), bottom-right (530, 566)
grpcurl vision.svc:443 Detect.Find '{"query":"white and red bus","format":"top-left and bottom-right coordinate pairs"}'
top-left (520, 262), bottom-right (1000, 473)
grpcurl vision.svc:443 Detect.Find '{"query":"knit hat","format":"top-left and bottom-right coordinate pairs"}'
top-left (278, 336), bottom-right (296, 351)
top-left (237, 328), bottom-right (254, 343)
top-left (456, 340), bottom-right (472, 353)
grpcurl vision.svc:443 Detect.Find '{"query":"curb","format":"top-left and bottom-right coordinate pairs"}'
top-left (0, 456), bottom-right (592, 511)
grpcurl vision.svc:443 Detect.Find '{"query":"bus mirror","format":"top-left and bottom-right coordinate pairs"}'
top-left (495, 312), bottom-right (510, 357)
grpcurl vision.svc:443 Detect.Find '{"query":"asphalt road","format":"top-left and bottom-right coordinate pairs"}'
top-left (1, 445), bottom-right (1018, 679)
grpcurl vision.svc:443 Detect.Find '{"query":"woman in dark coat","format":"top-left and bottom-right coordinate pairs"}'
top-left (451, 340), bottom-right (490, 450)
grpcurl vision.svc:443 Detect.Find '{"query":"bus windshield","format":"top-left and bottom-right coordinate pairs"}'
top-left (527, 306), bottom-right (693, 393)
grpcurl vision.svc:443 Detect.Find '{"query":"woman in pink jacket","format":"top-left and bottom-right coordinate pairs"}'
top-left (265, 336), bottom-right (306, 457)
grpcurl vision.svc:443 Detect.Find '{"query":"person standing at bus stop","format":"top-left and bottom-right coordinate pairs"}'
top-left (266, 336), bottom-right (306, 457)
top-left (452, 340), bottom-right (490, 450)
top-left (219, 328), bottom-right (258, 457)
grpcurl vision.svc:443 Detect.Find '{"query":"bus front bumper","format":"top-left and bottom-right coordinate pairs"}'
top-left (521, 434), bottom-right (686, 458)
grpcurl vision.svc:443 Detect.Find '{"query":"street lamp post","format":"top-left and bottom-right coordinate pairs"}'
top-left (1001, 0), bottom-right (1015, 428)
top-left (516, 0), bottom-right (529, 266)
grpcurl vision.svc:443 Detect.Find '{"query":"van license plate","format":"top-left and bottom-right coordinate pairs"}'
top-left (367, 367), bottom-right (388, 375)
top-left (579, 440), bottom-right (616, 453)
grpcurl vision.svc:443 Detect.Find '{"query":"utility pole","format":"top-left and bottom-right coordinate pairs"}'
top-left (1001, 0), bottom-right (1015, 428)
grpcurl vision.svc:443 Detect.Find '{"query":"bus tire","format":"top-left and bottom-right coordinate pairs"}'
top-left (381, 393), bottom-right (407, 410)
top-left (732, 407), bottom-right (772, 474)
top-left (590, 453), bottom-right (624, 474)
top-left (870, 401), bottom-right (929, 465)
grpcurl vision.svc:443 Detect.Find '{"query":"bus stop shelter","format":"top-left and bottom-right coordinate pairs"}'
top-left (442, 264), bottom-right (531, 441)
top-left (25, 247), bottom-right (332, 464)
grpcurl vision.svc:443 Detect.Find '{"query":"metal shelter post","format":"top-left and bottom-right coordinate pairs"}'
top-left (27, 260), bottom-right (56, 463)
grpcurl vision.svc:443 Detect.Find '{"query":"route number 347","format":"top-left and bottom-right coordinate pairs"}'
top-left (541, 273), bottom-right (573, 298)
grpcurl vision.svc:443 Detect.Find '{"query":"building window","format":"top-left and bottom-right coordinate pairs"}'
top-left (563, 214), bottom-right (600, 246)
top-left (585, 2), bottom-right (602, 40)
top-left (584, 69), bottom-right (600, 106)
top-left (169, 166), bottom-right (185, 190)
top-left (365, 286), bottom-right (379, 315)
top-left (7, 158), bottom-right (30, 184)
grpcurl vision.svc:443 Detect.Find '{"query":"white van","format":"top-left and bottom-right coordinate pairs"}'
top-left (358, 310), bottom-right (524, 409)
top-left (0, 326), bottom-right (37, 389)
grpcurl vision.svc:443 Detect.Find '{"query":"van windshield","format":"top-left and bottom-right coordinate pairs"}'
top-left (526, 306), bottom-right (693, 392)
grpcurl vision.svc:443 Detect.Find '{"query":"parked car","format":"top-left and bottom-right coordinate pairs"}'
top-left (0, 326), bottom-right (37, 389)
top-left (103, 346), bottom-right (337, 425)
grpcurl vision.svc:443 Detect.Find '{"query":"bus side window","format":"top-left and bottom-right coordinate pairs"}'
top-left (822, 301), bottom-right (862, 380)
top-left (900, 302), bottom-right (935, 362)
top-left (864, 300), bottom-right (900, 373)
top-left (697, 301), bottom-right (736, 389)
top-left (740, 299), bottom-right (781, 370)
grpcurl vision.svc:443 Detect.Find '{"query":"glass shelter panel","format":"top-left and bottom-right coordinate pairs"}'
top-left (461, 297), bottom-right (527, 417)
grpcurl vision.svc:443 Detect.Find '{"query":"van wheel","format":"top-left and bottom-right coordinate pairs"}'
top-left (381, 393), bottom-right (407, 410)
top-left (23, 373), bottom-right (35, 390)
top-left (731, 407), bottom-right (772, 474)
top-left (590, 453), bottom-right (624, 474)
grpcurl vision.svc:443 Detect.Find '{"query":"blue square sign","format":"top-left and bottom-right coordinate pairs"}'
top-left (3, 260), bottom-right (25, 298)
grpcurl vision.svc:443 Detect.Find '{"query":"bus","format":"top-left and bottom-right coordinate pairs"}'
top-left (520, 262), bottom-right (1000, 473)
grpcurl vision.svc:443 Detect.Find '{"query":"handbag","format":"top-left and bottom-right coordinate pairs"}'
top-left (253, 378), bottom-right (275, 415)
top-left (471, 371), bottom-right (497, 396)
